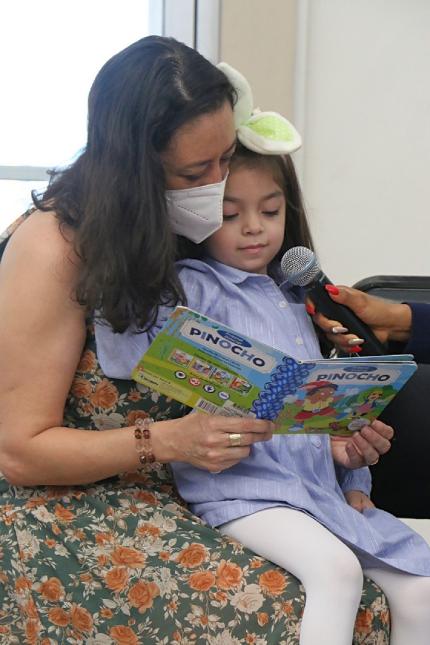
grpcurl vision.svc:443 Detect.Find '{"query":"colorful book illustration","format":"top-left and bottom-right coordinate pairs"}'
top-left (132, 307), bottom-right (417, 436)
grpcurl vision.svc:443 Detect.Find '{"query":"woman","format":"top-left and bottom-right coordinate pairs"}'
top-left (0, 36), bottom-right (391, 642)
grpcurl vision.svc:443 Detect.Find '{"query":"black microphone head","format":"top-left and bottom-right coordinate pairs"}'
top-left (280, 246), bottom-right (321, 286)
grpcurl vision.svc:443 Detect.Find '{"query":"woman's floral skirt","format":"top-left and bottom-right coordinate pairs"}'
top-left (0, 468), bottom-right (389, 644)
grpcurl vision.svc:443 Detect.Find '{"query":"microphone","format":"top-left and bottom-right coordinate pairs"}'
top-left (280, 246), bottom-right (386, 356)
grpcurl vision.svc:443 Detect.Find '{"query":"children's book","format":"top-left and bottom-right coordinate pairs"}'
top-left (132, 306), bottom-right (417, 436)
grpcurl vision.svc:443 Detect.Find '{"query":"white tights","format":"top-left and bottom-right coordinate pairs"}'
top-left (220, 507), bottom-right (430, 645)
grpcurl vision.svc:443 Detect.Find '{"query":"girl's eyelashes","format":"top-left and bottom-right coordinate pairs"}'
top-left (222, 209), bottom-right (281, 220)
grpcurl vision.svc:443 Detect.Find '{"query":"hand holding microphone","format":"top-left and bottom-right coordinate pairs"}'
top-left (280, 246), bottom-right (387, 356)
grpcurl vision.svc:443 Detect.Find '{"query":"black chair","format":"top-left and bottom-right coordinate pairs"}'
top-left (352, 275), bottom-right (430, 518)
top-left (353, 275), bottom-right (430, 304)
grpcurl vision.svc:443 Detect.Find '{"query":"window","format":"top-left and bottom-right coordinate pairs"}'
top-left (0, 0), bottom-right (220, 231)
top-left (0, 0), bottom-right (159, 229)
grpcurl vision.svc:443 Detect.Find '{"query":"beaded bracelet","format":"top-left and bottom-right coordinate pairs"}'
top-left (134, 417), bottom-right (155, 465)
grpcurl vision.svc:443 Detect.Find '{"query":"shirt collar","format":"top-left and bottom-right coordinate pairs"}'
top-left (176, 256), bottom-right (304, 299)
top-left (203, 257), bottom-right (271, 284)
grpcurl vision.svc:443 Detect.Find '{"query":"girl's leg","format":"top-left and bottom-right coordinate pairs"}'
top-left (364, 567), bottom-right (430, 645)
top-left (220, 507), bottom-right (363, 645)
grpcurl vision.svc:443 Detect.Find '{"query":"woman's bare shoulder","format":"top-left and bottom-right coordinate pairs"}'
top-left (2, 209), bottom-right (80, 283)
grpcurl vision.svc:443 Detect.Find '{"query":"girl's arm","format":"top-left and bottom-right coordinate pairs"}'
top-left (94, 309), bottom-right (173, 379)
top-left (94, 262), bottom-right (215, 379)
top-left (0, 213), bottom-right (272, 486)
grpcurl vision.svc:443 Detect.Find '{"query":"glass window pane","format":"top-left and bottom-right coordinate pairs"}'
top-left (0, 0), bottom-right (150, 168)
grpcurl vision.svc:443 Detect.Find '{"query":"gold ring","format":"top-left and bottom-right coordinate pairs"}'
top-left (229, 432), bottom-right (242, 447)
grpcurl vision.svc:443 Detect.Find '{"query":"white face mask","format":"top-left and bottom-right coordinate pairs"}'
top-left (165, 174), bottom-right (228, 244)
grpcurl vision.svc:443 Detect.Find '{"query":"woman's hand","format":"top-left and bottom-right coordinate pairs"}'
top-left (155, 412), bottom-right (273, 472)
top-left (331, 419), bottom-right (394, 470)
top-left (344, 490), bottom-right (375, 512)
top-left (309, 286), bottom-right (412, 352)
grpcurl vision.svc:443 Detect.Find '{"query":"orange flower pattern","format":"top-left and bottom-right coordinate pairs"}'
top-left (110, 624), bottom-right (140, 645)
top-left (105, 567), bottom-right (129, 592)
top-left (48, 607), bottom-right (70, 627)
top-left (176, 543), bottom-right (208, 568)
top-left (70, 605), bottom-right (94, 633)
top-left (90, 378), bottom-right (119, 409)
top-left (259, 569), bottom-right (288, 596)
top-left (0, 218), bottom-right (391, 645)
top-left (216, 560), bottom-right (243, 589)
top-left (111, 546), bottom-right (146, 568)
top-left (128, 580), bottom-right (160, 613)
top-left (38, 577), bottom-right (65, 602)
top-left (188, 570), bottom-right (216, 591)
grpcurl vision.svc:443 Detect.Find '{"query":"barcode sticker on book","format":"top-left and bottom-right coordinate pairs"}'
top-left (193, 399), bottom-right (256, 418)
top-left (195, 399), bottom-right (220, 414)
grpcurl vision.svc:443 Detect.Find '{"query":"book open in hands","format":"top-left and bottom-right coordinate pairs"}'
top-left (132, 307), bottom-right (417, 436)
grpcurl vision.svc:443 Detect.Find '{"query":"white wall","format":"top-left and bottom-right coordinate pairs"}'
top-left (220, 0), bottom-right (430, 286)
top-left (296, 0), bottom-right (430, 285)
top-left (220, 0), bottom-right (297, 117)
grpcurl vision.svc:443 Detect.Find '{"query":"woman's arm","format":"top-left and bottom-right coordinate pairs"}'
top-left (403, 302), bottom-right (430, 363)
top-left (0, 213), bottom-right (272, 486)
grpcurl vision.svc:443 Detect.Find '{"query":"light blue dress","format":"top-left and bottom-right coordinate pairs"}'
top-left (95, 258), bottom-right (430, 576)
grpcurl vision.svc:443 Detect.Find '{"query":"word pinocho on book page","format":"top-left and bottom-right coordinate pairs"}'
top-left (132, 307), bottom-right (417, 436)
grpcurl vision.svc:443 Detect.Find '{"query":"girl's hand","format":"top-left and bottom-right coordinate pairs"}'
top-left (308, 286), bottom-right (412, 352)
top-left (345, 489), bottom-right (375, 512)
top-left (155, 412), bottom-right (274, 473)
top-left (331, 420), bottom-right (394, 469)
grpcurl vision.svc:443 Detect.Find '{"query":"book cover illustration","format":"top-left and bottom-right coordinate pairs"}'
top-left (132, 307), bottom-right (417, 436)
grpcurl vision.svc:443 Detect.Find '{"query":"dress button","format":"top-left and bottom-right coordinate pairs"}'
top-left (295, 336), bottom-right (304, 345)
top-left (310, 437), bottom-right (322, 448)
top-left (278, 300), bottom-right (288, 308)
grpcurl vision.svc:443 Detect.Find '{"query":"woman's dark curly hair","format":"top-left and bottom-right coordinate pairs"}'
top-left (33, 36), bottom-right (235, 332)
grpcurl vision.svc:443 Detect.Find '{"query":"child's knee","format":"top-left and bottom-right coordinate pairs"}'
top-left (329, 549), bottom-right (363, 590)
top-left (308, 546), bottom-right (363, 597)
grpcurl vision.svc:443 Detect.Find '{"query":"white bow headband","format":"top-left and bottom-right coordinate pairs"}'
top-left (217, 62), bottom-right (302, 155)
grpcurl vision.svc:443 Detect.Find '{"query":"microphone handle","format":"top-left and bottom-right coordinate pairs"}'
top-left (305, 275), bottom-right (387, 356)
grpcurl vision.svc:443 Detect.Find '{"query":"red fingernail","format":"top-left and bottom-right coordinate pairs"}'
top-left (350, 345), bottom-right (362, 353)
top-left (306, 303), bottom-right (316, 315)
top-left (325, 285), bottom-right (340, 295)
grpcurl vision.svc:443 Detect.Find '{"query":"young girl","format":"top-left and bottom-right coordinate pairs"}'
top-left (95, 76), bottom-right (430, 644)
